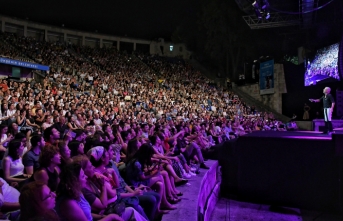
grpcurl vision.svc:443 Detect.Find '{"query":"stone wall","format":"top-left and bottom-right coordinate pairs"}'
top-left (238, 64), bottom-right (287, 114)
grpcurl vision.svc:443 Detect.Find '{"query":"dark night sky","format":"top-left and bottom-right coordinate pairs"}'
top-left (0, 0), bottom-right (203, 40)
top-left (0, 0), bottom-right (340, 49)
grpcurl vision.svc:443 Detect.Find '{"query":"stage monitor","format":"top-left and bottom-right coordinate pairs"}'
top-left (304, 43), bottom-right (341, 86)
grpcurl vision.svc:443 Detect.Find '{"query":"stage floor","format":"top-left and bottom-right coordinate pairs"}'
top-left (242, 130), bottom-right (332, 140)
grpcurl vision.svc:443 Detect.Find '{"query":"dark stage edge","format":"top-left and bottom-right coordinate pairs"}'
top-left (218, 130), bottom-right (343, 213)
top-left (242, 130), bottom-right (333, 139)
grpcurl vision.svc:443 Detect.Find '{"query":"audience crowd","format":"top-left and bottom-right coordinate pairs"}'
top-left (0, 32), bottom-right (287, 221)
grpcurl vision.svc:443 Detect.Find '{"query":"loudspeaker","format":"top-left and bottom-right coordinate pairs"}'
top-left (336, 90), bottom-right (343, 117)
top-left (334, 133), bottom-right (343, 156)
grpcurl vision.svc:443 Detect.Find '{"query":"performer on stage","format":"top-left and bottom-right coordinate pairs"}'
top-left (309, 87), bottom-right (335, 134)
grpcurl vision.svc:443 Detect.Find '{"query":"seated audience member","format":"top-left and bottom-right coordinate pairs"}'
top-left (34, 144), bottom-right (61, 191)
top-left (87, 146), bottom-right (119, 198)
top-left (19, 182), bottom-right (59, 221)
top-left (8, 123), bottom-right (19, 138)
top-left (22, 135), bottom-right (45, 175)
top-left (68, 140), bottom-right (85, 157)
top-left (150, 134), bottom-right (194, 178)
top-left (126, 139), bottom-right (141, 163)
top-left (52, 116), bottom-right (68, 138)
top-left (105, 143), bottom-right (161, 220)
top-left (42, 115), bottom-right (53, 131)
top-left (73, 129), bottom-right (88, 143)
top-left (18, 109), bottom-right (39, 135)
top-left (75, 154), bottom-right (151, 221)
top-left (0, 177), bottom-right (20, 213)
top-left (67, 115), bottom-right (79, 130)
top-left (43, 126), bottom-right (60, 146)
top-left (176, 130), bottom-right (209, 169)
top-left (56, 162), bottom-right (147, 221)
top-left (0, 124), bottom-right (12, 160)
top-left (126, 143), bottom-right (176, 211)
top-left (58, 140), bottom-right (72, 169)
top-left (87, 144), bottom-right (149, 219)
top-left (13, 132), bottom-right (29, 156)
top-left (2, 139), bottom-right (28, 184)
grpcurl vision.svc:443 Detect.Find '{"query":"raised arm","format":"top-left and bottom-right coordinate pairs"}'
top-left (309, 98), bottom-right (320, 103)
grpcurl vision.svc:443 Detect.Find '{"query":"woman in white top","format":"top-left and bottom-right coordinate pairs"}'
top-left (2, 139), bottom-right (28, 184)
top-left (7, 103), bottom-right (17, 124)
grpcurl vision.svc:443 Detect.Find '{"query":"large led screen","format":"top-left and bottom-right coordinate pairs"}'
top-left (304, 43), bottom-right (340, 86)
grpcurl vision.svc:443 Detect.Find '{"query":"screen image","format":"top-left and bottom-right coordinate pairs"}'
top-left (304, 43), bottom-right (340, 86)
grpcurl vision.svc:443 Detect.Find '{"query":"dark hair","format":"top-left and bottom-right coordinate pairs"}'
top-left (100, 142), bottom-right (111, 152)
top-left (140, 123), bottom-right (148, 128)
top-left (31, 135), bottom-right (43, 147)
top-left (127, 138), bottom-right (140, 163)
top-left (102, 124), bottom-right (110, 133)
top-left (16, 103), bottom-right (22, 111)
top-left (15, 132), bottom-right (26, 141)
top-left (8, 122), bottom-right (18, 135)
top-left (57, 162), bottom-right (82, 200)
top-left (0, 124), bottom-right (8, 134)
top-left (43, 126), bottom-right (53, 141)
top-left (74, 129), bottom-right (85, 139)
top-left (93, 132), bottom-right (103, 143)
top-left (156, 131), bottom-right (165, 141)
top-left (121, 131), bottom-right (129, 141)
top-left (19, 182), bottom-right (59, 221)
top-left (72, 155), bottom-right (89, 171)
top-left (58, 140), bottom-right (72, 168)
top-left (39, 144), bottom-right (59, 168)
top-left (68, 140), bottom-right (82, 157)
top-left (8, 139), bottom-right (22, 160)
top-left (84, 136), bottom-right (95, 154)
top-left (149, 134), bottom-right (158, 145)
top-left (131, 143), bottom-right (154, 167)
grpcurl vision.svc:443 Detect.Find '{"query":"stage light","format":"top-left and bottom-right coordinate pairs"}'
top-left (252, 1), bottom-right (262, 19)
top-left (265, 13), bottom-right (270, 19)
top-left (252, 0), bottom-right (271, 20)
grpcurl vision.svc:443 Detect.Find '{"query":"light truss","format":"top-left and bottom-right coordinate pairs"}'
top-left (243, 13), bottom-right (301, 29)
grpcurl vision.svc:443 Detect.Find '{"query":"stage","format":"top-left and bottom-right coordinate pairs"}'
top-left (218, 130), bottom-right (343, 213)
top-left (243, 130), bottom-right (333, 140)
top-left (313, 119), bottom-right (343, 132)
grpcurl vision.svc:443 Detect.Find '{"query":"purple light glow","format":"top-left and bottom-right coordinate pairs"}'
top-left (283, 136), bottom-right (332, 140)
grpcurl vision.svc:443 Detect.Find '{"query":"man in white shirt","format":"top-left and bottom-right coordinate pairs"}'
top-left (93, 113), bottom-right (102, 127)
top-left (80, 73), bottom-right (86, 80)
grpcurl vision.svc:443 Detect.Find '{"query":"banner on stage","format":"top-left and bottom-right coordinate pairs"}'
top-left (0, 57), bottom-right (49, 71)
top-left (259, 59), bottom-right (274, 95)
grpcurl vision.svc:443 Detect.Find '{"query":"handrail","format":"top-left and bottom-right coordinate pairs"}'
top-left (232, 84), bottom-right (291, 122)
